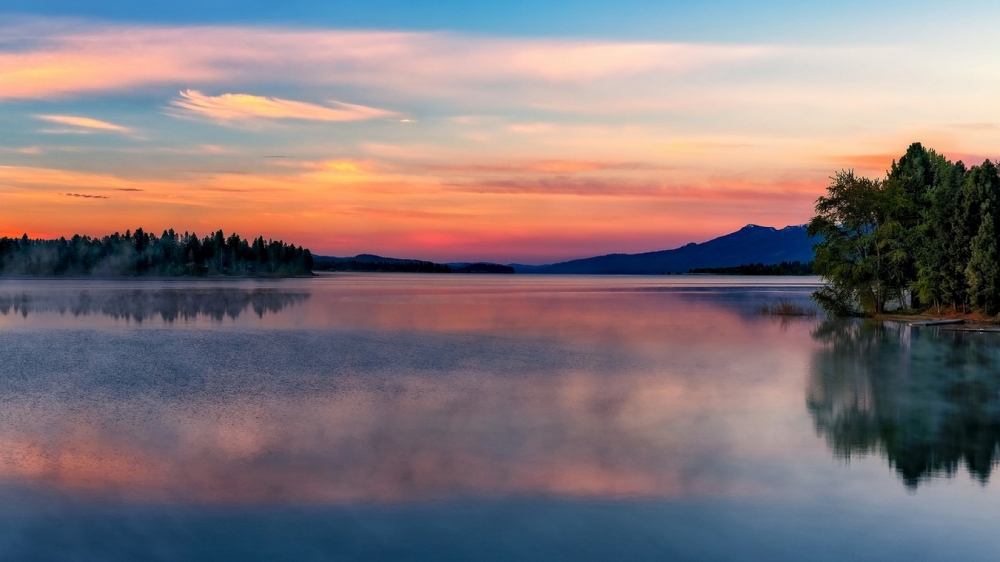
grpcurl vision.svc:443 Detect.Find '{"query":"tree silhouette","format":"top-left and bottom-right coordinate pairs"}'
top-left (0, 228), bottom-right (313, 277)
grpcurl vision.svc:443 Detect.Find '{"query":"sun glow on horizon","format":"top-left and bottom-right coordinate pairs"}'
top-left (3, 16), bottom-right (1000, 262)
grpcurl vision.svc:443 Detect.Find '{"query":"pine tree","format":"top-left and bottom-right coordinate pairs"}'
top-left (915, 156), bottom-right (967, 311)
top-left (966, 211), bottom-right (1000, 315)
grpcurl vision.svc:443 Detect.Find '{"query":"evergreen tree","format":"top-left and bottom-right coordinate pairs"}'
top-left (914, 156), bottom-right (967, 311)
top-left (966, 212), bottom-right (1000, 315)
top-left (0, 228), bottom-right (313, 277)
top-left (958, 161), bottom-right (1000, 311)
top-left (886, 143), bottom-right (937, 307)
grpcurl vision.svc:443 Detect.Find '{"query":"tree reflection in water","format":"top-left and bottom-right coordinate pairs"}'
top-left (809, 319), bottom-right (1000, 489)
top-left (0, 288), bottom-right (309, 322)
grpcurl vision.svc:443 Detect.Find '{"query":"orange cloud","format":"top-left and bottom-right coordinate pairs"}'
top-left (532, 160), bottom-right (624, 173)
top-left (507, 122), bottom-right (557, 134)
top-left (64, 193), bottom-right (109, 199)
top-left (170, 90), bottom-right (395, 123)
top-left (35, 114), bottom-right (131, 133)
top-left (415, 160), bottom-right (656, 175)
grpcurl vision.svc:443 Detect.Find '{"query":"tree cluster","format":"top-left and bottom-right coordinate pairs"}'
top-left (0, 228), bottom-right (313, 276)
top-left (312, 257), bottom-right (450, 273)
top-left (452, 263), bottom-right (515, 274)
top-left (689, 261), bottom-right (813, 275)
top-left (809, 142), bottom-right (1000, 315)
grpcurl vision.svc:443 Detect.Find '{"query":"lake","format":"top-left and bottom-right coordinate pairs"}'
top-left (1, 274), bottom-right (999, 561)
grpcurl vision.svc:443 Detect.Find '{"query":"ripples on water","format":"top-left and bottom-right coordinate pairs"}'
top-left (0, 275), bottom-right (998, 561)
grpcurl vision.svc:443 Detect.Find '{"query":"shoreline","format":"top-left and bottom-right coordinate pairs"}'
top-left (876, 311), bottom-right (1000, 330)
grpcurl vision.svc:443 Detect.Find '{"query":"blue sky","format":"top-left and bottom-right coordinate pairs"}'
top-left (3, 0), bottom-right (990, 41)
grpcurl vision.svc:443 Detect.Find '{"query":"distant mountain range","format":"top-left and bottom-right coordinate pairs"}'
top-left (315, 224), bottom-right (816, 275)
top-left (510, 224), bottom-right (815, 274)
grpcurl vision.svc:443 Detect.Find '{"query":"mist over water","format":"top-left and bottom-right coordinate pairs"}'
top-left (1, 275), bottom-right (999, 561)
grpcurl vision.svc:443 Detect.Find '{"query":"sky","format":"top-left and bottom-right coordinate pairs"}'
top-left (3, 1), bottom-right (1000, 263)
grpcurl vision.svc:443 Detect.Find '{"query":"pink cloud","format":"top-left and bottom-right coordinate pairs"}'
top-left (0, 22), bottom-right (779, 101)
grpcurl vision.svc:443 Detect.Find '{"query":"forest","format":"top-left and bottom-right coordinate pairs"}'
top-left (689, 261), bottom-right (813, 275)
top-left (810, 142), bottom-right (1000, 316)
top-left (312, 256), bottom-right (451, 273)
top-left (0, 228), bottom-right (314, 276)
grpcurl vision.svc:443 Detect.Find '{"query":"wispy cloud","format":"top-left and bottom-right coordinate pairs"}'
top-left (64, 192), bottom-right (109, 199)
top-left (8, 146), bottom-right (41, 155)
top-left (0, 23), bottom-right (780, 102)
top-left (170, 90), bottom-right (395, 124)
top-left (443, 176), bottom-right (820, 202)
top-left (507, 123), bottom-right (557, 134)
top-left (35, 114), bottom-right (131, 133)
top-left (417, 160), bottom-right (660, 174)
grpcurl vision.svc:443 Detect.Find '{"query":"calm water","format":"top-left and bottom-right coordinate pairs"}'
top-left (1, 274), bottom-right (999, 561)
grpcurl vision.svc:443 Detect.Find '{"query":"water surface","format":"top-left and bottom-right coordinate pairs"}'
top-left (0, 274), bottom-right (998, 561)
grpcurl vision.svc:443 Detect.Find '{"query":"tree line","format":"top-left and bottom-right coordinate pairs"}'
top-left (312, 257), bottom-right (451, 273)
top-left (0, 228), bottom-right (313, 276)
top-left (809, 142), bottom-right (1000, 316)
top-left (689, 261), bottom-right (813, 275)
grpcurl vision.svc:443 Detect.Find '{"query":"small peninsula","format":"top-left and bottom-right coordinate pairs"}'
top-left (0, 229), bottom-right (313, 277)
top-left (810, 142), bottom-right (1000, 319)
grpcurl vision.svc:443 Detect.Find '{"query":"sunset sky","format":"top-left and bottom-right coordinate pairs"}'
top-left (3, 1), bottom-right (1000, 263)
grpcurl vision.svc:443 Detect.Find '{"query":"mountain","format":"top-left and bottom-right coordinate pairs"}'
top-left (511, 224), bottom-right (815, 274)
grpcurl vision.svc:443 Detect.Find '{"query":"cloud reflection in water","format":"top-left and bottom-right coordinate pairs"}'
top-left (0, 279), bottom-right (818, 505)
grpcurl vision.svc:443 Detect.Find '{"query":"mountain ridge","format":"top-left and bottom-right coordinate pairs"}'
top-left (510, 224), bottom-right (815, 274)
top-left (312, 224), bottom-right (816, 274)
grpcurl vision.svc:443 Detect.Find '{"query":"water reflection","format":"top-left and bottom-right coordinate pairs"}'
top-left (808, 320), bottom-right (1000, 488)
top-left (0, 288), bottom-right (309, 322)
top-left (0, 280), bottom-right (818, 504)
